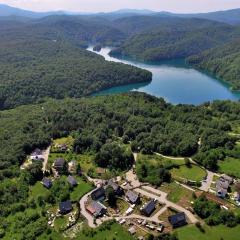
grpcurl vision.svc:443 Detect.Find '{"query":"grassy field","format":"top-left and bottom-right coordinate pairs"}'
top-left (218, 157), bottom-right (240, 178)
top-left (170, 164), bottom-right (206, 182)
top-left (75, 222), bottom-right (135, 240)
top-left (160, 182), bottom-right (194, 207)
top-left (138, 153), bottom-right (185, 166)
top-left (176, 224), bottom-right (240, 240)
top-left (29, 181), bottom-right (50, 202)
top-left (53, 136), bottom-right (74, 146)
top-left (70, 177), bottom-right (93, 202)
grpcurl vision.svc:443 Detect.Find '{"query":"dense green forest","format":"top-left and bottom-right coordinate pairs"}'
top-left (187, 39), bottom-right (240, 90)
top-left (0, 34), bottom-right (150, 109)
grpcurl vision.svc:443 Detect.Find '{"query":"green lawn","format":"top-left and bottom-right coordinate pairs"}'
top-left (53, 136), bottom-right (74, 145)
top-left (29, 181), bottom-right (50, 201)
top-left (170, 164), bottom-right (206, 182)
top-left (218, 157), bottom-right (240, 178)
top-left (70, 177), bottom-right (94, 201)
top-left (176, 224), bottom-right (240, 240)
top-left (160, 182), bottom-right (194, 206)
top-left (75, 222), bottom-right (135, 240)
top-left (138, 153), bottom-right (185, 166)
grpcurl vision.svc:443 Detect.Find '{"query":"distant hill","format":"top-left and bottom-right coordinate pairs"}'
top-left (0, 4), bottom-right (65, 18)
top-left (161, 8), bottom-right (240, 25)
top-left (0, 4), bottom-right (240, 25)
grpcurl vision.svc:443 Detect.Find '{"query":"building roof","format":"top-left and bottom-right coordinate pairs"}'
top-left (67, 175), bottom-right (77, 186)
top-left (126, 190), bottom-right (139, 203)
top-left (86, 201), bottom-right (107, 217)
top-left (216, 179), bottom-right (229, 190)
top-left (54, 158), bottom-right (66, 167)
top-left (107, 180), bottom-right (120, 191)
top-left (141, 199), bottom-right (156, 216)
top-left (59, 200), bottom-right (72, 213)
top-left (128, 226), bottom-right (136, 235)
top-left (168, 212), bottom-right (186, 226)
top-left (221, 175), bottom-right (233, 183)
top-left (42, 177), bottom-right (52, 189)
top-left (91, 187), bottom-right (106, 200)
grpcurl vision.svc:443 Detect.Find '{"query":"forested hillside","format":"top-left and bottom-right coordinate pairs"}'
top-left (187, 39), bottom-right (240, 90)
top-left (0, 19), bottom-right (151, 109)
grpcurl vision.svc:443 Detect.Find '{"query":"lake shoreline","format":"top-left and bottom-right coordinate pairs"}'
top-left (88, 46), bottom-right (240, 105)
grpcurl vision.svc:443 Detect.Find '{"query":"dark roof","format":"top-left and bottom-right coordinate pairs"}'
top-left (59, 200), bottom-right (72, 214)
top-left (141, 199), bottom-right (156, 216)
top-left (67, 175), bottom-right (77, 186)
top-left (126, 190), bottom-right (139, 203)
top-left (168, 212), bottom-right (186, 227)
top-left (91, 187), bottom-right (105, 200)
top-left (42, 177), bottom-right (52, 189)
top-left (54, 158), bottom-right (66, 167)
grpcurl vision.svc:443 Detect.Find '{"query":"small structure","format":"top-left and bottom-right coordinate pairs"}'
top-left (30, 148), bottom-right (44, 161)
top-left (126, 190), bottom-right (140, 204)
top-left (91, 187), bottom-right (106, 201)
top-left (140, 199), bottom-right (156, 217)
top-left (56, 144), bottom-right (68, 152)
top-left (53, 158), bottom-right (68, 175)
top-left (68, 160), bottom-right (77, 174)
top-left (86, 201), bottom-right (107, 217)
top-left (168, 212), bottom-right (187, 228)
top-left (128, 226), bottom-right (136, 235)
top-left (107, 180), bottom-right (123, 196)
top-left (42, 177), bottom-right (52, 189)
top-left (59, 200), bottom-right (72, 214)
top-left (67, 175), bottom-right (78, 187)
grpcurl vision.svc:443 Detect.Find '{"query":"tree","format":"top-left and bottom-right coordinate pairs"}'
top-left (106, 186), bottom-right (116, 207)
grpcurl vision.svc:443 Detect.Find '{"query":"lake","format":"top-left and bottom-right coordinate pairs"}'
top-left (88, 47), bottom-right (240, 105)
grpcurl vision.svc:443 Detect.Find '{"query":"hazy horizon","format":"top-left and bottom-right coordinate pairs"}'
top-left (0, 0), bottom-right (240, 14)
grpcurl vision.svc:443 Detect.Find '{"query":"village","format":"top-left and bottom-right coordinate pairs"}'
top-left (22, 138), bottom-right (240, 240)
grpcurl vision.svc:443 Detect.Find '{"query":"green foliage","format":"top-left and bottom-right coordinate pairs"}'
top-left (193, 196), bottom-right (240, 227)
top-left (95, 142), bottom-right (134, 170)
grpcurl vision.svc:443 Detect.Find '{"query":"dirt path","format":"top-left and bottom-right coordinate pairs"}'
top-left (42, 146), bottom-right (51, 171)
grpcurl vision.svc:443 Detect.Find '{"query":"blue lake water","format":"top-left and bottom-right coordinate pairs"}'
top-left (88, 47), bottom-right (240, 105)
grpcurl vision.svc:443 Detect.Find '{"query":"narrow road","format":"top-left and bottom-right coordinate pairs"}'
top-left (42, 146), bottom-right (51, 171)
top-left (79, 189), bottom-right (98, 228)
top-left (199, 170), bottom-right (215, 192)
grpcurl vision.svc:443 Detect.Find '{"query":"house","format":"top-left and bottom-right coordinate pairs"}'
top-left (140, 199), bottom-right (156, 217)
top-left (128, 226), bottom-right (136, 235)
top-left (67, 175), bottom-right (78, 187)
top-left (126, 190), bottom-right (140, 204)
top-left (168, 212), bottom-right (187, 228)
top-left (107, 180), bottom-right (123, 196)
top-left (59, 200), bottom-right (72, 214)
top-left (216, 178), bottom-right (230, 198)
top-left (221, 175), bottom-right (233, 184)
top-left (30, 148), bottom-right (44, 161)
top-left (91, 187), bottom-right (106, 201)
top-left (86, 201), bottom-right (107, 217)
top-left (42, 177), bottom-right (52, 189)
top-left (53, 158), bottom-right (68, 175)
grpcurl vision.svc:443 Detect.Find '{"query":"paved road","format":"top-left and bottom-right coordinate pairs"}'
top-left (200, 170), bottom-right (215, 192)
top-left (79, 189), bottom-right (99, 228)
